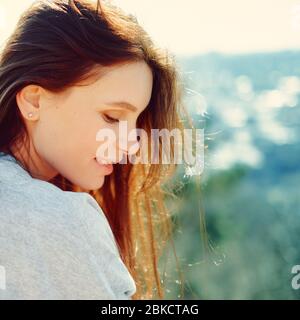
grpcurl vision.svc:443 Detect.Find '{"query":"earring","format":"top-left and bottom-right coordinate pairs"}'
top-left (28, 112), bottom-right (34, 118)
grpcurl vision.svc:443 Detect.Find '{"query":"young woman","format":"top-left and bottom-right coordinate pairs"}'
top-left (0, 0), bottom-right (187, 299)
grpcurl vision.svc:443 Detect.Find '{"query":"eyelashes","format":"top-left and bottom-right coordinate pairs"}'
top-left (102, 113), bottom-right (119, 124)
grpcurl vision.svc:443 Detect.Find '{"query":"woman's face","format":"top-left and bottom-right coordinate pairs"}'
top-left (14, 60), bottom-right (153, 190)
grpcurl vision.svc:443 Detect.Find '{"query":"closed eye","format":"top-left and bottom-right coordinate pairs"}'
top-left (102, 113), bottom-right (119, 124)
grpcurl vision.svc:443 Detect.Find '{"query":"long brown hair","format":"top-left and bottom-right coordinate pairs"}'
top-left (0, 0), bottom-right (190, 299)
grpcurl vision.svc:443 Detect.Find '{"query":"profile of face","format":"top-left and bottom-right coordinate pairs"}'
top-left (14, 60), bottom-right (153, 191)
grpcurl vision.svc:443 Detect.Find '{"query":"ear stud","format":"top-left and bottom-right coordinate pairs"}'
top-left (28, 112), bottom-right (34, 118)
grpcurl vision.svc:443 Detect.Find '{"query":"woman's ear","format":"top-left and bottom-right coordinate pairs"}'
top-left (16, 85), bottom-right (41, 122)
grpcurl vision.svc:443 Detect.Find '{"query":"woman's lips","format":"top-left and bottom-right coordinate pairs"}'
top-left (94, 158), bottom-right (114, 174)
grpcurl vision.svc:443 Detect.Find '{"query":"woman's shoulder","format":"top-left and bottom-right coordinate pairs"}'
top-left (0, 153), bottom-right (110, 241)
top-left (0, 152), bottom-right (94, 212)
top-left (0, 153), bottom-right (121, 257)
top-left (0, 165), bottom-right (83, 222)
top-left (0, 175), bottom-right (112, 244)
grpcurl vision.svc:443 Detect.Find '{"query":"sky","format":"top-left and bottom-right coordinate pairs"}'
top-left (0, 0), bottom-right (300, 56)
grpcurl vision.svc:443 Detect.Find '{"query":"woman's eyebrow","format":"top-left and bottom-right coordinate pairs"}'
top-left (104, 101), bottom-right (138, 112)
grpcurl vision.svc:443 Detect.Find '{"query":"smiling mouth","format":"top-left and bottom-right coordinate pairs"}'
top-left (95, 156), bottom-right (115, 165)
top-left (94, 158), bottom-right (114, 174)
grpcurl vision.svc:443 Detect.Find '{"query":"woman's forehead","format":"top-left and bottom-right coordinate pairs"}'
top-left (87, 61), bottom-right (153, 110)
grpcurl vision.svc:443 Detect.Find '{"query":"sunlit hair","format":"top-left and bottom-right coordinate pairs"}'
top-left (0, 0), bottom-right (195, 299)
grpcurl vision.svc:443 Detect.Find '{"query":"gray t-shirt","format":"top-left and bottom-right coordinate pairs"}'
top-left (0, 152), bottom-right (136, 299)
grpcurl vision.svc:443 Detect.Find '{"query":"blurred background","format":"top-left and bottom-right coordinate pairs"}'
top-left (1, 0), bottom-right (299, 299)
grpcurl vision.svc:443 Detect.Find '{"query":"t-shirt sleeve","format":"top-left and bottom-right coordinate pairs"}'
top-left (0, 188), bottom-right (136, 300)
